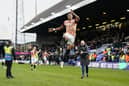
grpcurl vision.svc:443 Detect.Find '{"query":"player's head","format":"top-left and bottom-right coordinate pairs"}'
top-left (32, 45), bottom-right (38, 51)
top-left (5, 40), bottom-right (12, 46)
top-left (67, 13), bottom-right (73, 20)
top-left (33, 46), bottom-right (37, 50)
top-left (80, 40), bottom-right (85, 45)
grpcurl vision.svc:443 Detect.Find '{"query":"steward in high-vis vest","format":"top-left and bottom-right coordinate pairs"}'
top-left (3, 40), bottom-right (15, 79)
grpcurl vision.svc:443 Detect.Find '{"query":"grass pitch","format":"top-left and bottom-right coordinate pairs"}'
top-left (0, 64), bottom-right (129, 86)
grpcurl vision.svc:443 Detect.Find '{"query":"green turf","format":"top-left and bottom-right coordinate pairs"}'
top-left (0, 64), bottom-right (129, 86)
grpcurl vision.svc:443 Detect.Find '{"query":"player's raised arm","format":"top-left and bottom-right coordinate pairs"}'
top-left (48, 24), bottom-right (64, 32)
top-left (71, 10), bottom-right (80, 22)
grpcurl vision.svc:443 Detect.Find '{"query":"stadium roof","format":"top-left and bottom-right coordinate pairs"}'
top-left (20, 0), bottom-right (96, 32)
top-left (21, 0), bottom-right (129, 34)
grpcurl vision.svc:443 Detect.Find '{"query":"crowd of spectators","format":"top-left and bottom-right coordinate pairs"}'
top-left (38, 40), bottom-right (129, 65)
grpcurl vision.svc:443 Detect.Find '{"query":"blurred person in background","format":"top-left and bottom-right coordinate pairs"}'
top-left (125, 50), bottom-right (129, 63)
top-left (42, 50), bottom-right (49, 65)
top-left (119, 51), bottom-right (126, 62)
top-left (58, 48), bottom-right (64, 68)
top-left (91, 52), bottom-right (97, 61)
top-left (30, 45), bottom-right (40, 71)
top-left (3, 40), bottom-right (15, 79)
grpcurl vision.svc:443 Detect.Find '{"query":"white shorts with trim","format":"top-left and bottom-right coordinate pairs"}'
top-left (31, 57), bottom-right (38, 64)
top-left (63, 33), bottom-right (75, 45)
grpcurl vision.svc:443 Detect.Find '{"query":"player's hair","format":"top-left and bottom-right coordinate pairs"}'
top-left (5, 40), bottom-right (12, 45)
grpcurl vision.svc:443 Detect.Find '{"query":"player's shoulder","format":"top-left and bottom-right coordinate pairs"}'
top-left (64, 20), bottom-right (68, 25)
top-left (71, 19), bottom-right (76, 21)
top-left (67, 19), bottom-right (75, 21)
top-left (4, 46), bottom-right (13, 49)
top-left (64, 19), bottom-right (75, 22)
top-left (64, 20), bottom-right (68, 23)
